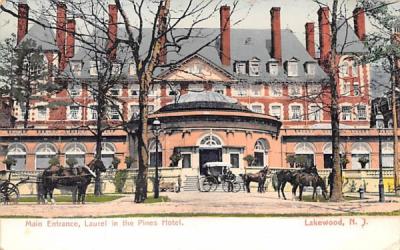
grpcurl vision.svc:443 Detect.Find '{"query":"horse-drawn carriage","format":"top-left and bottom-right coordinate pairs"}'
top-left (198, 162), bottom-right (242, 192)
top-left (0, 171), bottom-right (29, 204)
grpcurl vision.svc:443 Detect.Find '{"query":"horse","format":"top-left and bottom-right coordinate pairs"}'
top-left (242, 166), bottom-right (270, 193)
top-left (272, 165), bottom-right (319, 200)
top-left (39, 159), bottom-right (106, 204)
top-left (292, 172), bottom-right (328, 201)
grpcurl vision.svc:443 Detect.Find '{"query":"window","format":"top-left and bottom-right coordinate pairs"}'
top-left (182, 154), bottom-right (191, 168)
top-left (188, 63), bottom-right (203, 74)
top-left (128, 63), bottom-right (136, 76)
top-left (35, 143), bottom-right (57, 169)
top-left (213, 85), bottom-right (225, 95)
top-left (270, 105), bottom-right (282, 119)
top-left (306, 62), bottom-right (316, 75)
top-left (110, 85), bottom-right (121, 96)
top-left (130, 105), bottom-right (139, 119)
top-left (89, 61), bottom-right (97, 76)
top-left (357, 105), bottom-right (367, 120)
top-left (148, 105), bottom-right (155, 114)
top-left (341, 106), bottom-right (352, 121)
top-left (96, 142), bottom-right (116, 168)
top-left (130, 84), bottom-right (139, 96)
top-left (37, 106), bottom-right (47, 120)
top-left (235, 62), bottom-right (246, 75)
top-left (354, 83), bottom-right (361, 96)
top-left (200, 135), bottom-right (222, 148)
top-left (188, 84), bottom-right (203, 93)
top-left (248, 59), bottom-right (260, 76)
top-left (230, 153), bottom-right (239, 168)
top-left (254, 139), bottom-right (268, 167)
top-left (71, 62), bottom-right (82, 76)
top-left (270, 84), bottom-right (282, 97)
top-left (112, 63), bottom-right (121, 75)
top-left (309, 105), bottom-right (321, 121)
top-left (352, 63), bottom-right (359, 76)
top-left (89, 105), bottom-right (98, 120)
top-left (308, 84), bottom-right (321, 97)
top-left (290, 105), bottom-right (302, 120)
top-left (68, 106), bottom-right (80, 120)
top-left (251, 85), bottom-right (262, 96)
top-left (69, 84), bottom-right (81, 97)
top-left (110, 106), bottom-right (120, 120)
top-left (342, 82), bottom-right (351, 96)
top-left (268, 62), bottom-right (279, 76)
top-left (340, 61), bottom-right (349, 76)
top-left (287, 61), bottom-right (298, 77)
top-left (251, 105), bottom-right (263, 114)
top-left (233, 85), bottom-right (247, 97)
top-left (289, 84), bottom-right (301, 96)
top-left (64, 143), bottom-right (86, 167)
top-left (149, 141), bottom-right (162, 167)
top-left (7, 143), bottom-right (27, 170)
top-left (382, 142), bottom-right (394, 169)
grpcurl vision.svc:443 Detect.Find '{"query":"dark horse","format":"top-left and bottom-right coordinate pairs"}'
top-left (292, 172), bottom-right (328, 201)
top-left (242, 166), bottom-right (270, 193)
top-left (272, 165), bottom-right (318, 200)
top-left (39, 159), bottom-right (106, 204)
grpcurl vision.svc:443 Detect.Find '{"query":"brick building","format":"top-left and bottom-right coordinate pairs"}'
top-left (1, 2), bottom-right (398, 183)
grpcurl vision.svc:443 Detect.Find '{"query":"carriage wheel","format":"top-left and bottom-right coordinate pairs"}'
top-left (232, 181), bottom-right (241, 193)
top-left (209, 177), bottom-right (218, 192)
top-left (222, 181), bottom-right (230, 192)
top-left (200, 177), bottom-right (212, 192)
top-left (1, 183), bottom-right (20, 204)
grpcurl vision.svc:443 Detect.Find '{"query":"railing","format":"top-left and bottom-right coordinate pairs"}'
top-left (282, 128), bottom-right (397, 137)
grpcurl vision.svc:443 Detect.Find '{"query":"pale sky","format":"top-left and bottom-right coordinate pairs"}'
top-left (1, 0), bottom-right (397, 46)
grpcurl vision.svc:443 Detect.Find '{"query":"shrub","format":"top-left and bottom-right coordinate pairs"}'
top-left (48, 157), bottom-right (60, 166)
top-left (243, 155), bottom-right (255, 166)
top-left (286, 154), bottom-right (296, 167)
top-left (66, 157), bottom-right (78, 168)
top-left (124, 156), bottom-right (134, 168)
top-left (113, 169), bottom-right (128, 193)
top-left (358, 157), bottom-right (369, 168)
top-left (2, 158), bottom-right (16, 170)
top-left (112, 157), bottom-right (121, 169)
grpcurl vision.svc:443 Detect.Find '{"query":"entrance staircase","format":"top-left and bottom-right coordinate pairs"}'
top-left (182, 176), bottom-right (200, 191)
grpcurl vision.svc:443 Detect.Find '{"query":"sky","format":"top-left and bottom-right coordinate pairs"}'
top-left (1, 0), bottom-right (394, 46)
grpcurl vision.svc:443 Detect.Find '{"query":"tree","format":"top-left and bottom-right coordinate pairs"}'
top-left (361, 0), bottom-right (400, 195)
top-left (0, 35), bottom-right (55, 128)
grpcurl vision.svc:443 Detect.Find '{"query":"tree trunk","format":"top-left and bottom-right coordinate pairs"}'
top-left (94, 97), bottom-right (104, 196)
top-left (391, 67), bottom-right (400, 196)
top-left (23, 98), bottom-right (30, 129)
top-left (134, 75), bottom-right (150, 203)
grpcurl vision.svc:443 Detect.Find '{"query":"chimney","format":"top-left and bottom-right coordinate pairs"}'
top-left (318, 7), bottom-right (331, 64)
top-left (219, 5), bottom-right (231, 66)
top-left (66, 19), bottom-right (75, 59)
top-left (353, 7), bottom-right (366, 41)
top-left (108, 4), bottom-right (118, 61)
top-left (56, 2), bottom-right (67, 71)
top-left (17, 3), bottom-right (29, 45)
top-left (158, 5), bottom-right (168, 65)
top-left (270, 7), bottom-right (282, 63)
top-left (305, 22), bottom-right (316, 58)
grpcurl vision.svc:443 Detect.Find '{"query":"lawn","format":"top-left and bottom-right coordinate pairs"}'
top-left (18, 194), bottom-right (123, 203)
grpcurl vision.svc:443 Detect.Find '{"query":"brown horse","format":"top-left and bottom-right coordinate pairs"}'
top-left (39, 159), bottom-right (106, 204)
top-left (292, 172), bottom-right (328, 201)
top-left (242, 166), bottom-right (270, 193)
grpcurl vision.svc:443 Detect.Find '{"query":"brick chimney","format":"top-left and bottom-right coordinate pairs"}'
top-left (318, 7), bottom-right (331, 64)
top-left (270, 7), bottom-right (282, 63)
top-left (56, 2), bottom-right (67, 71)
top-left (158, 5), bottom-right (168, 65)
top-left (17, 3), bottom-right (29, 45)
top-left (66, 19), bottom-right (75, 59)
top-left (108, 4), bottom-right (118, 61)
top-left (305, 22), bottom-right (315, 58)
top-left (219, 5), bottom-right (231, 66)
top-left (353, 7), bottom-right (366, 41)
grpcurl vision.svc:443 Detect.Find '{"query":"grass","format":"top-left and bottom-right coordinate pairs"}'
top-left (18, 194), bottom-right (123, 203)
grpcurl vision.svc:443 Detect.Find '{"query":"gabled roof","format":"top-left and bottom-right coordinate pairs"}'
top-left (17, 15), bottom-right (58, 51)
top-left (336, 17), bottom-right (368, 54)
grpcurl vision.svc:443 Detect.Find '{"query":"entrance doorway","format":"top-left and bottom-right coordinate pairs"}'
top-left (199, 149), bottom-right (222, 175)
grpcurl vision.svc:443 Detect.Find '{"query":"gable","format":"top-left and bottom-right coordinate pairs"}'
top-left (163, 56), bottom-right (232, 82)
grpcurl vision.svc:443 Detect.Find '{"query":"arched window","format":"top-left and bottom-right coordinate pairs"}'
top-left (351, 142), bottom-right (371, 169)
top-left (382, 142), bottom-right (394, 169)
top-left (149, 140), bottom-right (162, 167)
top-left (294, 142), bottom-right (315, 167)
top-left (94, 142), bottom-right (116, 168)
top-left (64, 143), bottom-right (86, 166)
top-left (7, 143), bottom-right (27, 170)
top-left (254, 139), bottom-right (269, 167)
top-left (199, 135), bottom-right (222, 148)
top-left (35, 143), bottom-right (57, 169)
top-left (323, 143), bottom-right (345, 169)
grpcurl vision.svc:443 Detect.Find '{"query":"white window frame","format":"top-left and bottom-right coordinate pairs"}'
top-left (268, 62), bottom-right (279, 76)
top-left (109, 106), bottom-right (120, 120)
top-left (308, 104), bottom-right (322, 121)
top-left (269, 103), bottom-right (283, 120)
top-left (68, 83), bottom-right (81, 97)
top-left (129, 104), bottom-right (139, 119)
top-left (36, 106), bottom-right (47, 121)
top-left (306, 62), bottom-right (316, 75)
top-left (289, 104), bottom-right (303, 121)
top-left (353, 82), bottom-right (361, 96)
top-left (287, 61), bottom-right (298, 77)
top-left (112, 63), bottom-right (121, 75)
top-left (341, 105), bottom-right (352, 121)
top-left (128, 63), bottom-right (136, 76)
top-left (288, 84), bottom-right (302, 97)
top-left (68, 105), bottom-right (81, 120)
top-left (356, 104), bottom-right (367, 120)
top-left (233, 85), bottom-right (247, 97)
top-left (248, 59), bottom-right (260, 76)
top-left (88, 104), bottom-right (98, 120)
top-left (342, 82), bottom-right (351, 96)
top-left (71, 62), bottom-right (82, 76)
top-left (89, 61), bottom-right (98, 76)
top-left (129, 84), bottom-right (140, 96)
top-left (109, 84), bottom-right (121, 96)
top-left (235, 62), bottom-right (247, 75)
top-left (251, 104), bottom-right (264, 114)
top-left (270, 84), bottom-right (282, 97)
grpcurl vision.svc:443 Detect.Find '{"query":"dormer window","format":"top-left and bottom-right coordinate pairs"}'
top-left (248, 58), bottom-right (260, 76)
top-left (234, 61), bottom-right (246, 75)
top-left (111, 63), bottom-right (121, 75)
top-left (305, 62), bottom-right (316, 75)
top-left (268, 62), bottom-right (279, 76)
top-left (286, 58), bottom-right (299, 77)
top-left (129, 63), bottom-right (136, 76)
top-left (71, 62), bottom-right (82, 76)
top-left (89, 61), bottom-right (98, 76)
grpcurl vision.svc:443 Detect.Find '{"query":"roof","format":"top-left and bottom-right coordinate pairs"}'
top-left (17, 15), bottom-right (59, 51)
top-left (157, 91), bottom-right (252, 113)
top-left (336, 17), bottom-right (368, 54)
